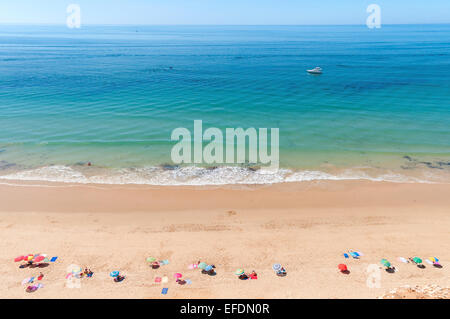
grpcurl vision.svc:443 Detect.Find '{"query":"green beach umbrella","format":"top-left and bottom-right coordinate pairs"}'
top-left (380, 259), bottom-right (391, 268)
top-left (198, 262), bottom-right (207, 270)
top-left (146, 257), bottom-right (156, 263)
top-left (413, 257), bottom-right (422, 264)
top-left (235, 269), bottom-right (244, 276)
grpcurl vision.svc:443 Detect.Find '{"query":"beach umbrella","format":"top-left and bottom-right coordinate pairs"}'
top-left (338, 264), bottom-right (347, 272)
top-left (68, 265), bottom-right (82, 275)
top-left (26, 255), bottom-right (34, 262)
top-left (205, 265), bottom-right (213, 272)
top-left (429, 257), bottom-right (439, 263)
top-left (380, 259), bottom-right (391, 268)
top-left (21, 277), bottom-right (31, 285)
top-left (198, 262), bottom-right (207, 270)
top-left (33, 256), bottom-right (45, 263)
top-left (14, 256), bottom-right (25, 262)
top-left (174, 273), bottom-right (182, 279)
top-left (413, 257), bottom-right (422, 264)
top-left (425, 259), bottom-right (433, 265)
top-left (146, 257), bottom-right (156, 263)
top-left (398, 257), bottom-right (409, 263)
top-left (235, 269), bottom-right (244, 276)
top-left (110, 271), bottom-right (119, 278)
top-left (272, 264), bottom-right (282, 272)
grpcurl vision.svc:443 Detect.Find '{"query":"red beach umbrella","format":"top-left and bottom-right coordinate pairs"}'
top-left (14, 256), bottom-right (25, 262)
top-left (338, 264), bottom-right (348, 272)
top-left (174, 273), bottom-right (182, 279)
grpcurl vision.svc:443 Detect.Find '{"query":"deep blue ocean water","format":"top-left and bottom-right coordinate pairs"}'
top-left (0, 25), bottom-right (449, 185)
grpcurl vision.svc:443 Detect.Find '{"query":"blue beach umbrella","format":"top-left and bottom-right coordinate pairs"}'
top-left (272, 264), bottom-right (282, 272)
top-left (110, 271), bottom-right (119, 278)
top-left (205, 265), bottom-right (213, 272)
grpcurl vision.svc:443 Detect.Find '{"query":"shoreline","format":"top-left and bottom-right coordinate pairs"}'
top-left (1, 160), bottom-right (449, 186)
top-left (0, 180), bottom-right (449, 298)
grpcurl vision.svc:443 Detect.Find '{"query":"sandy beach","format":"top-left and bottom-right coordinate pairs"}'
top-left (0, 180), bottom-right (448, 299)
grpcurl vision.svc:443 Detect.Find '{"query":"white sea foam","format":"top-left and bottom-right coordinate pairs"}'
top-left (0, 165), bottom-right (439, 186)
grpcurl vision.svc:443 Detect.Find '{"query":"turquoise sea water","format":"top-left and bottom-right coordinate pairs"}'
top-left (0, 25), bottom-right (449, 185)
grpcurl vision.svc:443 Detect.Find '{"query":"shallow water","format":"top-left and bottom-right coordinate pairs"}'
top-left (0, 25), bottom-right (449, 184)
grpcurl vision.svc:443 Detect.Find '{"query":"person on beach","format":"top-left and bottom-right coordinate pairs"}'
top-left (84, 268), bottom-right (93, 277)
top-left (276, 267), bottom-right (287, 277)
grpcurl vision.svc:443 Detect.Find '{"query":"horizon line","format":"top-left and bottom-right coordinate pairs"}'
top-left (1, 22), bottom-right (450, 27)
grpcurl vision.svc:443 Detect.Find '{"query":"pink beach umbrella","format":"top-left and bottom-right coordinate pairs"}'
top-left (14, 256), bottom-right (25, 262)
top-left (34, 256), bottom-right (45, 263)
top-left (174, 273), bottom-right (182, 279)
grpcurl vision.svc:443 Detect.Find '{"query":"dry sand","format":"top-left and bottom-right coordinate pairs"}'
top-left (0, 180), bottom-right (449, 299)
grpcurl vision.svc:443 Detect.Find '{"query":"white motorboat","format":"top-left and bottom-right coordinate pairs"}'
top-left (307, 67), bottom-right (323, 74)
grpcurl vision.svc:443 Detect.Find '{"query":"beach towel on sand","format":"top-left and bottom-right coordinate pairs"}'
top-left (50, 257), bottom-right (58, 262)
top-left (161, 276), bottom-right (168, 283)
top-left (161, 288), bottom-right (168, 295)
top-left (155, 277), bottom-right (162, 283)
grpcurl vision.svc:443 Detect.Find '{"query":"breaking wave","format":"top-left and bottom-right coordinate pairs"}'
top-left (0, 165), bottom-right (440, 186)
